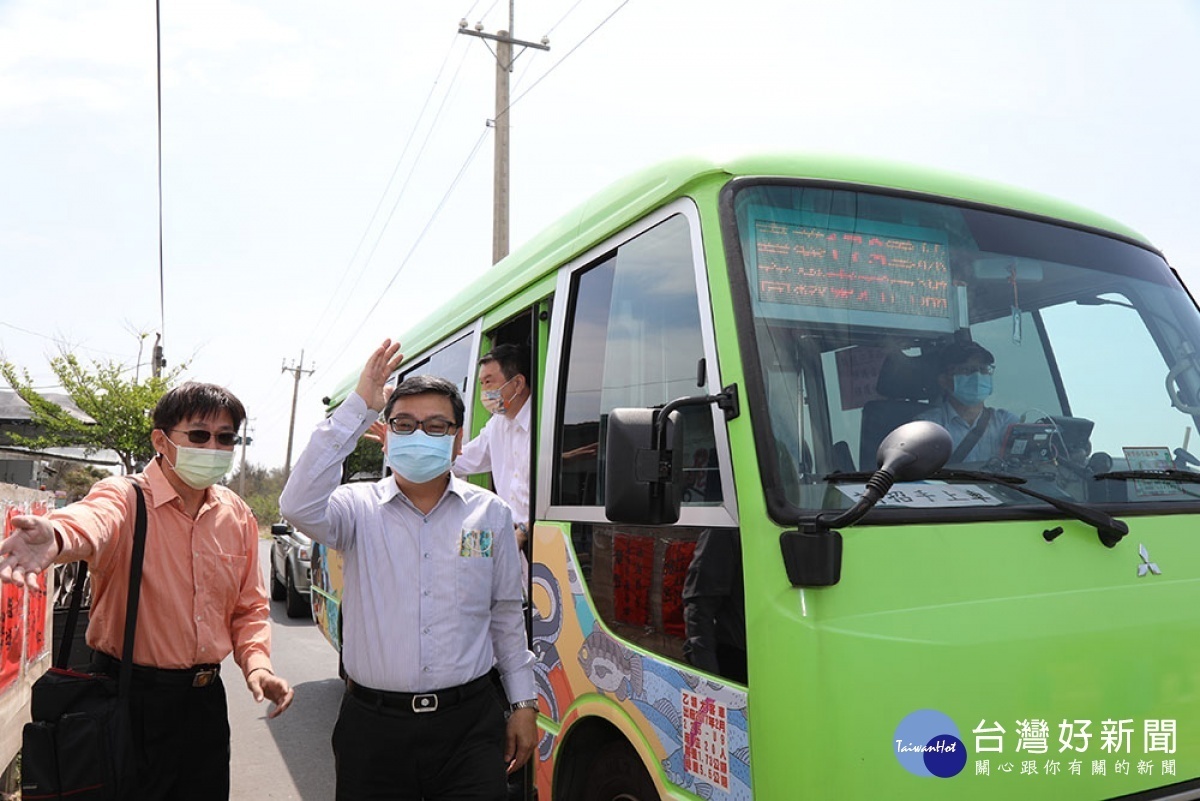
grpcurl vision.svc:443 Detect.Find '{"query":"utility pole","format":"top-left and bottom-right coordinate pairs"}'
top-left (152, 332), bottom-right (165, 378)
top-left (238, 418), bottom-right (254, 497)
top-left (281, 351), bottom-right (314, 482)
top-left (459, 3), bottom-right (549, 264)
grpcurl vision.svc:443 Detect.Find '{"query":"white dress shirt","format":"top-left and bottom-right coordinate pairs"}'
top-left (452, 399), bottom-right (531, 526)
top-left (279, 392), bottom-right (535, 702)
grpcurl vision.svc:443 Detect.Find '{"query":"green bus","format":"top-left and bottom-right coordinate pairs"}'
top-left (310, 152), bottom-right (1200, 800)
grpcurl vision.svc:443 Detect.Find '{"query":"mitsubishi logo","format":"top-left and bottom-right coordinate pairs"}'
top-left (1137, 544), bottom-right (1162, 577)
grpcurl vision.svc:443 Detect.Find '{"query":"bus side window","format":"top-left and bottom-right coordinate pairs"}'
top-left (571, 523), bottom-right (746, 683)
top-left (551, 213), bottom-right (719, 507)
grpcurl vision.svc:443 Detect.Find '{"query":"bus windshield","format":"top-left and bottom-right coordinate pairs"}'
top-left (729, 182), bottom-right (1200, 516)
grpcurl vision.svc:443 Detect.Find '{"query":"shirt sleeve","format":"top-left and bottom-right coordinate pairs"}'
top-left (279, 392), bottom-right (376, 551)
top-left (49, 477), bottom-right (132, 577)
top-left (452, 418), bottom-right (493, 477)
top-left (488, 500), bottom-right (535, 703)
top-left (227, 500), bottom-right (273, 677)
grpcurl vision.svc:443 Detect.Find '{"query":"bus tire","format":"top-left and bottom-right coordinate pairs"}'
top-left (576, 740), bottom-right (658, 801)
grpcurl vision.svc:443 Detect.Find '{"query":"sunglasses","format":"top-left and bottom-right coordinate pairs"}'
top-left (167, 429), bottom-right (240, 447)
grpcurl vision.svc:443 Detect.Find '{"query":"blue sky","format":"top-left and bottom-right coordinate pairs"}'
top-left (2, 0), bottom-right (1197, 470)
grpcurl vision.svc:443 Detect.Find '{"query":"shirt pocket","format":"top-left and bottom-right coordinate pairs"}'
top-left (206, 553), bottom-right (248, 616)
top-left (455, 530), bottom-right (494, 619)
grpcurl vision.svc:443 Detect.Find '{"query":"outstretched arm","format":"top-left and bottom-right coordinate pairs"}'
top-left (0, 515), bottom-right (59, 588)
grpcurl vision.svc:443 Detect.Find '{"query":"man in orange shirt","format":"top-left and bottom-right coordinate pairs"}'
top-left (0, 382), bottom-right (294, 801)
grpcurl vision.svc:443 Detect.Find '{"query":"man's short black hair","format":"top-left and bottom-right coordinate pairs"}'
top-left (936, 341), bottom-right (995, 373)
top-left (479, 343), bottom-right (529, 383)
top-left (384, 374), bottom-right (465, 426)
top-left (153, 382), bottom-right (246, 432)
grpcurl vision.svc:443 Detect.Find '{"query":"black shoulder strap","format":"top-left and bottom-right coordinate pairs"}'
top-left (54, 562), bottom-right (88, 669)
top-left (950, 407), bottom-right (995, 463)
top-left (51, 479), bottom-right (148, 698)
top-left (119, 481), bottom-right (149, 697)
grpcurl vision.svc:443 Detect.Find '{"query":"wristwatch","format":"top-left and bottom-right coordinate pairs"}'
top-left (511, 699), bottom-right (539, 712)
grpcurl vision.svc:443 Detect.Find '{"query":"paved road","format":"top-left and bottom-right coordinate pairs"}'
top-left (223, 540), bottom-right (340, 800)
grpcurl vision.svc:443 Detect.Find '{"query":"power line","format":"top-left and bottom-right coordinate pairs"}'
top-left (302, 29), bottom-right (472, 357)
top-left (310, 128), bottom-right (492, 388)
top-left (304, 37), bottom-right (475, 360)
top-left (154, 0), bottom-right (167, 377)
top-left (509, 0), bottom-right (630, 111)
top-left (303, 2), bottom-right (628, 398)
top-left (545, 0), bottom-right (588, 36)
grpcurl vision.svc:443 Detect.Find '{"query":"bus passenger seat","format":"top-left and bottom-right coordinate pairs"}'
top-left (858, 351), bottom-right (937, 470)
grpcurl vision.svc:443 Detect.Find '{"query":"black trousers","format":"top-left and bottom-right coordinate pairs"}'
top-left (93, 655), bottom-right (231, 801)
top-left (333, 681), bottom-right (508, 800)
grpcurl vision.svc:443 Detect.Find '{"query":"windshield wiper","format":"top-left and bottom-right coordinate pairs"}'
top-left (1094, 469), bottom-right (1200, 483)
top-left (822, 468), bottom-right (1128, 547)
top-left (823, 468), bottom-right (1026, 485)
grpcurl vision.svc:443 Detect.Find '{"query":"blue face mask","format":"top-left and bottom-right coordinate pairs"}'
top-left (387, 430), bottom-right (454, 483)
top-left (951, 372), bottom-right (993, 406)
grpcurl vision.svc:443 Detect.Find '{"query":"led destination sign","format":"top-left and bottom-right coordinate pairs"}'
top-left (753, 219), bottom-right (953, 329)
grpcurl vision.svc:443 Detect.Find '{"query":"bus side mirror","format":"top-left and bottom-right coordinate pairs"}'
top-left (604, 407), bottom-right (683, 525)
top-left (780, 421), bottom-right (952, 588)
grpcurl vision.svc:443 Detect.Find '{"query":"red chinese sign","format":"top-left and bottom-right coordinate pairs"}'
top-left (683, 690), bottom-right (730, 790)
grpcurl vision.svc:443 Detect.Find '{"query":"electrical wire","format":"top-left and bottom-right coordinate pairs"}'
top-left (299, 1), bottom-right (631, 406)
top-left (508, 0), bottom-right (630, 111)
top-left (308, 128), bottom-right (492, 390)
top-left (304, 37), bottom-right (475, 360)
top-left (302, 31), bottom-right (472, 357)
top-left (545, 0), bottom-right (588, 35)
top-left (155, 0), bottom-right (166, 367)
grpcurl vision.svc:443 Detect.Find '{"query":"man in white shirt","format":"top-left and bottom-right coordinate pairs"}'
top-left (917, 341), bottom-right (1019, 463)
top-left (280, 340), bottom-right (537, 801)
top-left (453, 344), bottom-right (532, 551)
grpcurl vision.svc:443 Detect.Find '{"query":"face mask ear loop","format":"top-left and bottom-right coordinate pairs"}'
top-left (158, 435), bottom-right (177, 470)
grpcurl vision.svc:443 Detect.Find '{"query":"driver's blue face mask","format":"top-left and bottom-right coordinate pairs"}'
top-left (951, 372), bottom-right (993, 406)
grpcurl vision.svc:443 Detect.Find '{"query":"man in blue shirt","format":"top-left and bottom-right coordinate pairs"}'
top-left (280, 340), bottom-right (537, 801)
top-left (917, 341), bottom-right (1019, 463)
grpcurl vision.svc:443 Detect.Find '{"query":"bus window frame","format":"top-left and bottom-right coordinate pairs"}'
top-left (539, 197), bottom-right (740, 529)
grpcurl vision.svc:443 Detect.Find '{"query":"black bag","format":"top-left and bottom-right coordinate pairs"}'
top-left (21, 481), bottom-right (148, 801)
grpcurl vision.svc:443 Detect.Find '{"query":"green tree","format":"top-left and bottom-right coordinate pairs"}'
top-left (1, 351), bottom-right (180, 475)
top-left (54, 462), bottom-right (114, 502)
top-left (227, 462), bottom-right (288, 526)
top-left (344, 434), bottom-right (384, 481)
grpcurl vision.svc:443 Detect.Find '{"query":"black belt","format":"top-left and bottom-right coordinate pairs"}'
top-left (93, 652), bottom-right (221, 689)
top-left (347, 674), bottom-right (491, 714)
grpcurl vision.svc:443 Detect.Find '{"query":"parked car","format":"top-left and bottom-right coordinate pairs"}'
top-left (269, 521), bottom-right (312, 619)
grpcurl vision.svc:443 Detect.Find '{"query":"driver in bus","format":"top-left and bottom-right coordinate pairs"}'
top-left (916, 341), bottom-right (1019, 463)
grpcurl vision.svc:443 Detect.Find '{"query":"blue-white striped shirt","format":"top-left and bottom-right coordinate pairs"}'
top-left (279, 392), bottom-right (535, 702)
top-left (917, 397), bottom-right (1020, 463)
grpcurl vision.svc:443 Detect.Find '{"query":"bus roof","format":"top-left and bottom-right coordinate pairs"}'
top-left (324, 151), bottom-right (1152, 410)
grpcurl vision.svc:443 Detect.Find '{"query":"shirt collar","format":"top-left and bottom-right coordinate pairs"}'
top-left (939, 395), bottom-right (986, 428)
top-left (143, 458), bottom-right (181, 509)
top-left (513, 398), bottom-right (531, 433)
top-left (143, 457), bottom-right (228, 510)
top-left (376, 472), bottom-right (468, 509)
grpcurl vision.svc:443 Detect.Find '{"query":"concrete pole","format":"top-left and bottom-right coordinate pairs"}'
top-left (493, 29), bottom-right (512, 265)
top-left (458, 5), bottom-right (548, 266)
top-left (281, 350), bottom-right (313, 482)
top-left (238, 417), bottom-right (250, 496)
